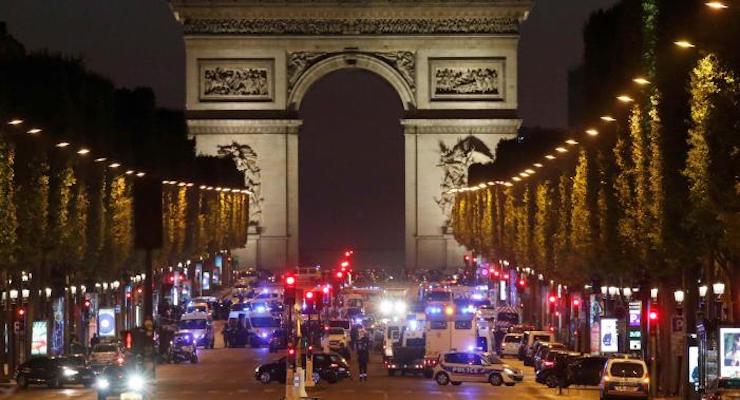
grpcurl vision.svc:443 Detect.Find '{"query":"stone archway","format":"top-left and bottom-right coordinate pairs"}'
top-left (288, 52), bottom-right (416, 111)
top-left (173, 0), bottom-right (530, 270)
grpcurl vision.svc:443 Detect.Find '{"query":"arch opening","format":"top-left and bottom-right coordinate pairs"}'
top-left (298, 69), bottom-right (405, 269)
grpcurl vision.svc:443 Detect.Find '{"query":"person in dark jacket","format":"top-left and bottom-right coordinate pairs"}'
top-left (350, 325), bottom-right (359, 351)
top-left (357, 333), bottom-right (370, 381)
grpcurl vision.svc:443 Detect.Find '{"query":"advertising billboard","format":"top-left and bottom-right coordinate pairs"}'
top-left (98, 308), bottom-right (116, 337)
top-left (600, 318), bottom-right (618, 353)
top-left (202, 271), bottom-right (211, 291)
top-left (31, 321), bottom-right (48, 355)
top-left (688, 345), bottom-right (699, 388)
top-left (719, 326), bottom-right (740, 378)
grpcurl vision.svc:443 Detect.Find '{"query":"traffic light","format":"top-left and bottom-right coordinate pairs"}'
top-left (548, 295), bottom-right (557, 315)
top-left (284, 274), bottom-right (296, 305)
top-left (517, 278), bottom-right (526, 288)
top-left (463, 255), bottom-right (470, 266)
top-left (648, 309), bottom-right (659, 335)
top-left (305, 290), bottom-right (317, 313)
top-left (314, 290), bottom-right (324, 311)
top-left (123, 330), bottom-right (133, 349)
top-left (15, 307), bottom-right (26, 334)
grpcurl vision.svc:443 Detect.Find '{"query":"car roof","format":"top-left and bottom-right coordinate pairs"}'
top-left (607, 358), bottom-right (647, 365)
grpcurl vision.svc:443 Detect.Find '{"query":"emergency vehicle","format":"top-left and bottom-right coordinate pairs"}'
top-left (432, 350), bottom-right (523, 386)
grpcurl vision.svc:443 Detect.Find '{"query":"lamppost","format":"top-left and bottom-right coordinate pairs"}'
top-left (712, 282), bottom-right (725, 322)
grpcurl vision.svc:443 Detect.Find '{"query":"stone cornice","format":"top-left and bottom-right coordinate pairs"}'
top-left (172, 1), bottom-right (532, 35)
top-left (401, 118), bottom-right (521, 135)
top-left (188, 119), bottom-right (303, 135)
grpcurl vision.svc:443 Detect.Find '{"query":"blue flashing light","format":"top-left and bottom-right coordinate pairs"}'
top-left (255, 306), bottom-right (266, 313)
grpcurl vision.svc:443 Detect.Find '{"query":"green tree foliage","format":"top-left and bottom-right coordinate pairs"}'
top-left (684, 54), bottom-right (740, 279)
top-left (0, 139), bottom-right (17, 269)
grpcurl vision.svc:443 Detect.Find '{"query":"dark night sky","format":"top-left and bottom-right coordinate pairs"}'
top-left (0, 0), bottom-right (617, 267)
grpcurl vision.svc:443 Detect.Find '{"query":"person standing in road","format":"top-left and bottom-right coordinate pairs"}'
top-left (357, 332), bottom-right (370, 381)
top-left (350, 325), bottom-right (359, 351)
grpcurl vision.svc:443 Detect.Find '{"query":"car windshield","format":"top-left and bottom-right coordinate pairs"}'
top-left (718, 379), bottom-right (740, 389)
top-left (534, 335), bottom-right (551, 342)
top-left (504, 335), bottom-right (522, 343)
top-left (179, 319), bottom-right (207, 330)
top-left (60, 356), bottom-right (86, 366)
top-left (251, 317), bottom-right (279, 328)
top-left (329, 328), bottom-right (345, 335)
top-left (329, 321), bottom-right (350, 330)
top-left (551, 343), bottom-right (566, 350)
top-left (426, 291), bottom-right (451, 302)
top-left (497, 312), bottom-right (519, 324)
top-left (610, 362), bottom-right (645, 378)
top-left (93, 344), bottom-right (118, 353)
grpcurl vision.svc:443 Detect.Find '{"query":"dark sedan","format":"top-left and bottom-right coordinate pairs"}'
top-left (534, 351), bottom-right (581, 388)
top-left (16, 355), bottom-right (95, 389)
top-left (255, 353), bottom-right (350, 384)
top-left (95, 364), bottom-right (152, 400)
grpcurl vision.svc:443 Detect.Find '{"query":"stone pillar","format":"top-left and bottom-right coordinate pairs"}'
top-left (188, 119), bottom-right (302, 270)
top-left (401, 119), bottom-right (520, 271)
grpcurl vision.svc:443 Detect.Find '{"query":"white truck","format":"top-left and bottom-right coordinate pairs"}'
top-left (423, 309), bottom-right (480, 377)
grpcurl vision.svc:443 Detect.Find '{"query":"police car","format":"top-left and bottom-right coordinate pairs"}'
top-left (432, 350), bottom-right (523, 386)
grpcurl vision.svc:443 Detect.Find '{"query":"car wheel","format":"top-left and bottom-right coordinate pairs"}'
top-left (435, 372), bottom-right (450, 386)
top-left (259, 371), bottom-right (272, 384)
top-left (326, 372), bottom-right (338, 384)
top-left (191, 354), bottom-right (199, 364)
top-left (16, 375), bottom-right (28, 389)
top-left (451, 381), bottom-right (462, 386)
top-left (489, 374), bottom-right (503, 386)
top-left (545, 374), bottom-right (559, 388)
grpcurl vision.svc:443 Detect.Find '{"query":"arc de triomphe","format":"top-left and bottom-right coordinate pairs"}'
top-left (171, 0), bottom-right (531, 270)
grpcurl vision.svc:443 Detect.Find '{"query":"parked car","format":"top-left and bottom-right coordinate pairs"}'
top-left (90, 343), bottom-right (125, 366)
top-left (432, 351), bottom-right (523, 387)
top-left (599, 357), bottom-right (649, 400)
top-left (500, 333), bottom-right (522, 357)
top-left (533, 342), bottom-right (567, 373)
top-left (255, 353), bottom-right (351, 384)
top-left (534, 351), bottom-right (581, 388)
top-left (566, 355), bottom-right (608, 387)
top-left (702, 377), bottom-right (740, 400)
top-left (518, 330), bottom-right (554, 364)
top-left (325, 327), bottom-right (349, 350)
top-left (524, 334), bottom-right (555, 366)
top-left (16, 355), bottom-right (94, 389)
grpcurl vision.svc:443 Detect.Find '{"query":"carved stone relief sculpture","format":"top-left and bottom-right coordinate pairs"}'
top-left (287, 50), bottom-right (415, 93)
top-left (217, 142), bottom-right (263, 226)
top-left (199, 59), bottom-right (274, 101)
top-left (429, 58), bottom-right (505, 101)
top-left (435, 135), bottom-right (494, 227)
top-left (183, 17), bottom-right (520, 36)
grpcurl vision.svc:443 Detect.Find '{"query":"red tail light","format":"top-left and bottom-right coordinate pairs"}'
top-left (543, 361), bottom-right (555, 367)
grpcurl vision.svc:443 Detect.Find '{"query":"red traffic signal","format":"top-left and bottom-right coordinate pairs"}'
top-left (305, 291), bottom-right (314, 299)
top-left (649, 311), bottom-right (658, 321)
top-left (572, 299), bottom-right (580, 307)
top-left (17, 307), bottom-right (25, 317)
top-left (503, 273), bottom-right (510, 280)
top-left (83, 300), bottom-right (91, 308)
top-left (548, 295), bottom-right (557, 304)
top-left (518, 279), bottom-right (526, 287)
top-left (168, 274), bottom-right (175, 283)
top-left (285, 275), bottom-right (296, 286)
top-left (322, 286), bottom-right (330, 294)
top-left (335, 271), bottom-right (344, 279)
top-left (492, 270), bottom-right (500, 278)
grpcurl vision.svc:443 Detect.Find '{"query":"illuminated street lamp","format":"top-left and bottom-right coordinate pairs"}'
top-left (698, 285), bottom-right (708, 298)
top-left (713, 282), bottom-right (725, 296)
top-left (586, 129), bottom-right (599, 136)
top-left (600, 116), bottom-right (616, 122)
top-left (650, 288), bottom-right (659, 301)
top-left (674, 40), bottom-right (696, 49)
top-left (705, 2), bottom-right (728, 9)
top-left (633, 77), bottom-right (651, 85)
top-left (617, 95), bottom-right (635, 103)
top-left (673, 290), bottom-right (685, 304)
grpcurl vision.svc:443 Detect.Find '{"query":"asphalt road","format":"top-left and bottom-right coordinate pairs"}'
top-left (6, 321), bottom-right (601, 400)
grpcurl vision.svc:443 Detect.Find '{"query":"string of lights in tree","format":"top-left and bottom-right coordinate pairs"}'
top-left (447, 1), bottom-right (729, 194)
top-left (3, 117), bottom-right (252, 196)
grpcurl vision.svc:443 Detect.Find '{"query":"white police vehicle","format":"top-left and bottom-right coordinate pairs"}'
top-left (432, 350), bottom-right (523, 386)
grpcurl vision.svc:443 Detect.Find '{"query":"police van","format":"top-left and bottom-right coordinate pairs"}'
top-left (432, 350), bottom-right (523, 386)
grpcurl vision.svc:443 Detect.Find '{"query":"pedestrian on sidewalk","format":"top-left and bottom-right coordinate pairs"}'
top-left (357, 332), bottom-right (370, 381)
